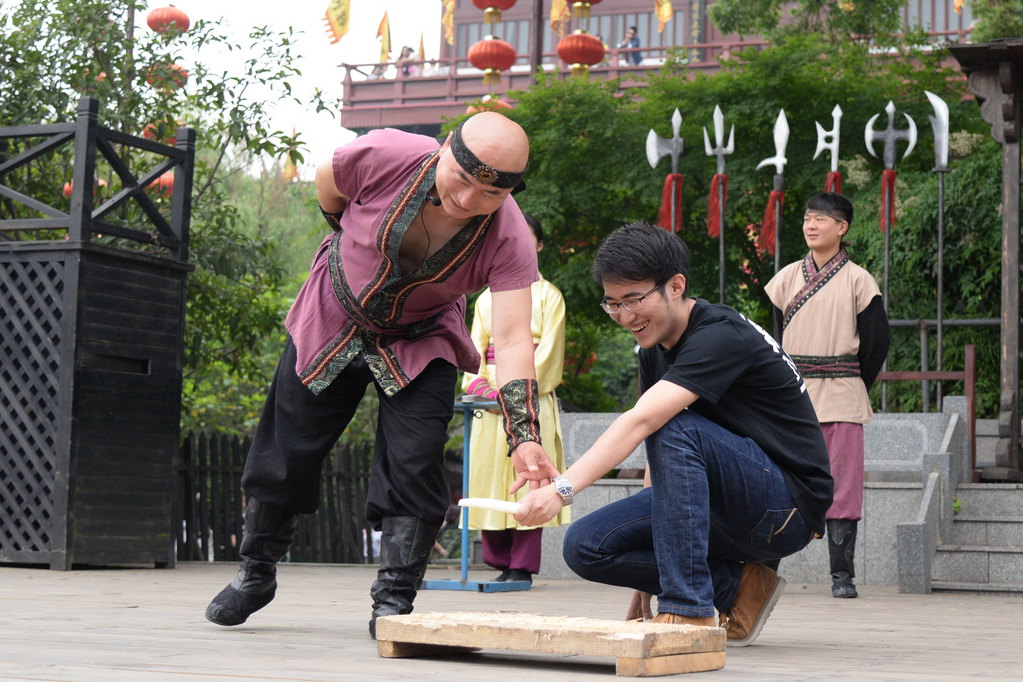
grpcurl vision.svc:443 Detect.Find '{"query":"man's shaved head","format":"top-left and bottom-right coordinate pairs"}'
top-left (460, 112), bottom-right (529, 175)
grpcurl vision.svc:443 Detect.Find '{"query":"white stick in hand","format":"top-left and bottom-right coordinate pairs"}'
top-left (458, 498), bottom-right (522, 514)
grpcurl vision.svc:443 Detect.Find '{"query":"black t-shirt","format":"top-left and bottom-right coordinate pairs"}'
top-left (638, 298), bottom-right (833, 535)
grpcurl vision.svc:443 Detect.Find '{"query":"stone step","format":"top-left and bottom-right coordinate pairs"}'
top-left (932, 544), bottom-right (1023, 584)
top-left (946, 516), bottom-right (1023, 546)
top-left (930, 580), bottom-right (1023, 594)
top-left (953, 484), bottom-right (1023, 517)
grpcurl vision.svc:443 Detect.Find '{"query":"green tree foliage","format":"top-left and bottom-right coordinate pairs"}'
top-left (967, 0), bottom-right (1023, 42)
top-left (708, 0), bottom-right (905, 40)
top-left (0, 0), bottom-right (337, 433)
top-left (488, 35), bottom-right (1002, 415)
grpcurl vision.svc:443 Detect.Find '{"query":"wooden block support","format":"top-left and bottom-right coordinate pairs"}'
top-left (376, 612), bottom-right (725, 677)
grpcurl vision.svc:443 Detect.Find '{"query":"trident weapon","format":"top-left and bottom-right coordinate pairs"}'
top-left (865, 99), bottom-right (917, 410)
top-left (647, 108), bottom-right (685, 232)
top-left (703, 105), bottom-right (734, 304)
top-left (756, 109), bottom-right (789, 280)
top-left (814, 104), bottom-right (843, 192)
top-left (926, 90), bottom-right (950, 405)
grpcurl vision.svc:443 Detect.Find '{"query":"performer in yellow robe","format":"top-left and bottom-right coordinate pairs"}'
top-left (461, 214), bottom-right (570, 583)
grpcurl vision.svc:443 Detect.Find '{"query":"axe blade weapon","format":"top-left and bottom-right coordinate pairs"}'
top-left (756, 109), bottom-right (789, 181)
top-left (813, 104), bottom-right (843, 172)
top-left (864, 100), bottom-right (917, 169)
top-left (703, 105), bottom-right (734, 175)
top-left (925, 91), bottom-right (950, 171)
top-left (646, 108), bottom-right (684, 174)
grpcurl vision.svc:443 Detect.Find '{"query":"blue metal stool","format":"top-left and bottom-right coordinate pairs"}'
top-left (422, 395), bottom-right (531, 592)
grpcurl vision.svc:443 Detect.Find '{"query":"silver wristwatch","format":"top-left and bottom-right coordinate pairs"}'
top-left (553, 475), bottom-right (574, 506)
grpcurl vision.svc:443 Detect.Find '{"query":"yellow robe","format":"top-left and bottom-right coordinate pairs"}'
top-left (461, 277), bottom-right (571, 529)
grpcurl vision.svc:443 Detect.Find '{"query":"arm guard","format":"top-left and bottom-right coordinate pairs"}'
top-left (498, 378), bottom-right (542, 455)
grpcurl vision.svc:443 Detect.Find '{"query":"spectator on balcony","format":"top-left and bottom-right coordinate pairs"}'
top-left (204, 112), bottom-right (561, 639)
top-left (396, 45), bottom-right (420, 77)
top-left (617, 26), bottom-right (642, 65)
top-left (367, 63), bottom-right (387, 80)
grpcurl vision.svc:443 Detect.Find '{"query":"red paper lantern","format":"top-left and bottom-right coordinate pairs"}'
top-left (571, 0), bottom-right (603, 19)
top-left (468, 36), bottom-right (516, 86)
top-left (472, 0), bottom-right (516, 25)
top-left (147, 5), bottom-right (190, 33)
top-left (62, 178), bottom-right (108, 198)
top-left (145, 63), bottom-right (189, 90)
top-left (557, 31), bottom-right (605, 77)
top-left (153, 172), bottom-right (175, 195)
top-left (142, 120), bottom-right (184, 146)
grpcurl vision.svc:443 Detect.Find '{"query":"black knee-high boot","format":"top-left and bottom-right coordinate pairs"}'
top-left (368, 516), bottom-right (441, 638)
top-left (205, 498), bottom-right (299, 625)
top-left (827, 519), bottom-right (859, 599)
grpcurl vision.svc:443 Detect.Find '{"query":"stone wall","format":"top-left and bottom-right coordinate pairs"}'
top-left (541, 400), bottom-right (968, 586)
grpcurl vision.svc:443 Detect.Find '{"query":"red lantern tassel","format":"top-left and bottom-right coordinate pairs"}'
top-left (706, 173), bottom-right (728, 238)
top-left (758, 190), bottom-right (784, 254)
top-left (879, 169), bottom-right (896, 232)
top-left (656, 173), bottom-right (683, 232)
top-left (824, 171), bottom-right (842, 194)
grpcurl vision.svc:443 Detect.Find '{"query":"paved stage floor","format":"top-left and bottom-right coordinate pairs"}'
top-left (1, 562), bottom-right (1020, 681)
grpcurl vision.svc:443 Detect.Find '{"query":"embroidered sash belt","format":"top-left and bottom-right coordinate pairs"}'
top-left (791, 354), bottom-right (860, 379)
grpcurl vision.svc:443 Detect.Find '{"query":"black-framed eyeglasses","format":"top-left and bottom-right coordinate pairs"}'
top-left (599, 283), bottom-right (664, 315)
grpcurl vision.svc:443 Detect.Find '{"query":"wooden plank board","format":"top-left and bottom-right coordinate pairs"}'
top-left (376, 611), bottom-right (725, 677)
top-left (616, 651), bottom-right (725, 677)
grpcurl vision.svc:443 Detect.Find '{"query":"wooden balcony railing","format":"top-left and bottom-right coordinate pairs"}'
top-left (338, 29), bottom-right (972, 131)
top-left (338, 39), bottom-right (769, 130)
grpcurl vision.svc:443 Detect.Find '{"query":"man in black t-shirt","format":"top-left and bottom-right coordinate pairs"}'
top-left (513, 222), bottom-right (832, 646)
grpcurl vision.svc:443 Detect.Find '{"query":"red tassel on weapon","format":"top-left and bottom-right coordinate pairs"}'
top-left (824, 171), bottom-right (842, 194)
top-left (706, 173), bottom-right (728, 238)
top-left (656, 173), bottom-right (683, 232)
top-left (758, 190), bottom-right (784, 254)
top-left (879, 169), bottom-right (896, 232)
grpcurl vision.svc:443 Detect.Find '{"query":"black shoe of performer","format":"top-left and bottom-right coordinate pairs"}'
top-left (205, 572), bottom-right (277, 626)
top-left (507, 569), bottom-right (532, 584)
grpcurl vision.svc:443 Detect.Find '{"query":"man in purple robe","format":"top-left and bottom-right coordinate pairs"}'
top-left (204, 112), bottom-right (560, 637)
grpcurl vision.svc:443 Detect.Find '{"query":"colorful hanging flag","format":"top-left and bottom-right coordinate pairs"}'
top-left (655, 0), bottom-right (674, 33)
top-left (322, 0), bottom-right (350, 44)
top-left (550, 0), bottom-right (571, 36)
top-left (377, 11), bottom-right (391, 64)
top-left (443, 0), bottom-right (456, 46)
top-left (417, 32), bottom-right (426, 61)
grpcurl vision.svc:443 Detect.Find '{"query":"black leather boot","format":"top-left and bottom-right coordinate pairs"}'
top-left (368, 516), bottom-right (441, 638)
top-left (827, 519), bottom-right (859, 599)
top-left (205, 498), bottom-right (299, 625)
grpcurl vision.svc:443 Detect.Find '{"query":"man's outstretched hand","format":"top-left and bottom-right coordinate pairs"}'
top-left (509, 441), bottom-right (561, 494)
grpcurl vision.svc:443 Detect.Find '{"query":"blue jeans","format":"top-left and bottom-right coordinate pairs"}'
top-left (563, 410), bottom-right (815, 618)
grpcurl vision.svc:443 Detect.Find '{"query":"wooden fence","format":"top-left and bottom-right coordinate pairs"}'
top-left (176, 432), bottom-right (376, 564)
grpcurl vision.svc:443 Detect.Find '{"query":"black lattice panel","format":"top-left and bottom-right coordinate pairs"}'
top-left (0, 257), bottom-right (65, 559)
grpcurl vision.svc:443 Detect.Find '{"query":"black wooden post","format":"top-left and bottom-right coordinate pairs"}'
top-left (67, 97), bottom-right (99, 243)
